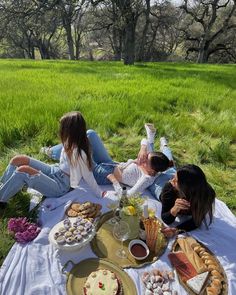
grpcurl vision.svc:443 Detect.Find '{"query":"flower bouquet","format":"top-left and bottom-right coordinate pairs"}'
top-left (120, 194), bottom-right (144, 239)
top-left (8, 217), bottom-right (41, 244)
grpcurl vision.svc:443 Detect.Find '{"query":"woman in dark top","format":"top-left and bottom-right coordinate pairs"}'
top-left (160, 164), bottom-right (216, 237)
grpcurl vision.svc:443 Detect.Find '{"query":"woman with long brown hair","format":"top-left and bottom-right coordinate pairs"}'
top-left (0, 111), bottom-right (105, 209)
top-left (160, 164), bottom-right (216, 237)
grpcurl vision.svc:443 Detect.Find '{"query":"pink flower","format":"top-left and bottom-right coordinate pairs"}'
top-left (7, 217), bottom-right (41, 244)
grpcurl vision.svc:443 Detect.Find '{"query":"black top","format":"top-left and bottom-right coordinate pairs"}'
top-left (160, 182), bottom-right (197, 232)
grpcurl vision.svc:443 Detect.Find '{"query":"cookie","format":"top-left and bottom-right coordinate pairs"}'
top-left (71, 203), bottom-right (81, 212)
top-left (67, 208), bottom-right (78, 217)
top-left (89, 206), bottom-right (101, 218)
top-left (80, 202), bottom-right (93, 210)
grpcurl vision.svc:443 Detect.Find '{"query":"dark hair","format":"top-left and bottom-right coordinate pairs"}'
top-left (59, 111), bottom-right (92, 169)
top-left (177, 164), bottom-right (215, 228)
top-left (149, 152), bottom-right (170, 173)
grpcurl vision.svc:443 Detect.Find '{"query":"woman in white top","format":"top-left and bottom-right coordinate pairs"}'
top-left (0, 112), bottom-right (105, 208)
top-left (87, 130), bottom-right (171, 196)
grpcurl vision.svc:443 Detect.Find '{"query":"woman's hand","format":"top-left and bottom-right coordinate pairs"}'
top-left (170, 198), bottom-right (190, 216)
top-left (102, 191), bottom-right (107, 198)
top-left (161, 227), bottom-right (178, 238)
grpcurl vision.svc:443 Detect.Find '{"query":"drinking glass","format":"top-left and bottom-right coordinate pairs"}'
top-left (107, 200), bottom-right (120, 225)
top-left (113, 221), bottom-right (130, 258)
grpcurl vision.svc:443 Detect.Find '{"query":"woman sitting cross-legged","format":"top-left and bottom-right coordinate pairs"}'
top-left (160, 164), bottom-right (216, 237)
top-left (0, 111), bottom-right (106, 210)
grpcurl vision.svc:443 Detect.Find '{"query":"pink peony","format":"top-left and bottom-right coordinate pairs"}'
top-left (7, 217), bottom-right (41, 244)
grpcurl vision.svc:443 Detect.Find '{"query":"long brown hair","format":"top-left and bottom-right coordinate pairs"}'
top-left (177, 164), bottom-right (215, 228)
top-left (59, 111), bottom-right (92, 169)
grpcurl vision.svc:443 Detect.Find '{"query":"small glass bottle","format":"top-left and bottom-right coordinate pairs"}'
top-left (119, 186), bottom-right (128, 209)
top-left (139, 204), bottom-right (148, 241)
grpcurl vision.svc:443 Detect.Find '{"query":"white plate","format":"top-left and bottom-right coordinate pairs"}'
top-left (48, 217), bottom-right (96, 251)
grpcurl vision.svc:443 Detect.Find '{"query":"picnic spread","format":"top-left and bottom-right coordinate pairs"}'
top-left (0, 181), bottom-right (236, 295)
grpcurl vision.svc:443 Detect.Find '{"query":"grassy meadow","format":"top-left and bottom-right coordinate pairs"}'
top-left (0, 59), bottom-right (236, 265)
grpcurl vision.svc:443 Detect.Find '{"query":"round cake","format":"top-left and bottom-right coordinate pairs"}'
top-left (83, 269), bottom-right (122, 295)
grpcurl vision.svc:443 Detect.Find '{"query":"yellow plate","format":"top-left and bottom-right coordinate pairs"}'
top-left (91, 211), bottom-right (167, 268)
top-left (66, 258), bottom-right (137, 295)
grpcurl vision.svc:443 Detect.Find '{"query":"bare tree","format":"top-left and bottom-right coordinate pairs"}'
top-left (56, 0), bottom-right (90, 60)
top-left (180, 0), bottom-right (236, 63)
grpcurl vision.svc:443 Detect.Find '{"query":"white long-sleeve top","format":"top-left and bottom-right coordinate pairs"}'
top-left (118, 159), bottom-right (157, 196)
top-left (59, 147), bottom-right (103, 198)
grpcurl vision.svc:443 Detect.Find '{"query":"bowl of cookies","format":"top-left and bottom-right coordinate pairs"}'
top-left (48, 217), bottom-right (96, 251)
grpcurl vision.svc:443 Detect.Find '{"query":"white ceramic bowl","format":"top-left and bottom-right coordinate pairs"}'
top-left (128, 239), bottom-right (150, 260)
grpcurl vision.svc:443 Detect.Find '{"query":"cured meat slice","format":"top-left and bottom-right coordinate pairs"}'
top-left (168, 251), bottom-right (198, 282)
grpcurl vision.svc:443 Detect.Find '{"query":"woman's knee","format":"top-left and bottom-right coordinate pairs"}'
top-left (86, 129), bottom-right (96, 138)
top-left (16, 165), bottom-right (39, 175)
top-left (10, 155), bottom-right (30, 166)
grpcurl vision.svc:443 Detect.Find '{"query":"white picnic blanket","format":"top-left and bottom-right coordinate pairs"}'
top-left (0, 181), bottom-right (236, 295)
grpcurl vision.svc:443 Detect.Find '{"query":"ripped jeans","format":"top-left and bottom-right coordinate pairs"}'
top-left (0, 158), bottom-right (70, 203)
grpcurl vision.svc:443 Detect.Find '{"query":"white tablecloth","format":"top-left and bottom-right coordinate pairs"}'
top-left (0, 181), bottom-right (236, 295)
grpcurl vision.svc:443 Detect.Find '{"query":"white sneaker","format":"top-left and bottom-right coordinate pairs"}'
top-left (145, 123), bottom-right (156, 143)
top-left (40, 146), bottom-right (52, 157)
top-left (160, 137), bottom-right (168, 147)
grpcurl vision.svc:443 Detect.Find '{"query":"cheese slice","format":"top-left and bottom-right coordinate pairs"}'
top-left (186, 271), bottom-right (209, 294)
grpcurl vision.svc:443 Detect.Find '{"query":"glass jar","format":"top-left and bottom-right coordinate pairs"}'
top-left (120, 210), bottom-right (140, 239)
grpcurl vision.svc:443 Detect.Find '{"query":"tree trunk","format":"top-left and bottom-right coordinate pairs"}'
top-left (123, 19), bottom-right (136, 65)
top-left (197, 39), bottom-right (209, 63)
top-left (136, 0), bottom-right (150, 62)
top-left (112, 27), bottom-right (122, 61)
top-left (64, 24), bottom-right (75, 60)
top-left (75, 34), bottom-right (81, 60)
top-left (89, 49), bottom-right (94, 61)
top-left (38, 42), bottom-right (50, 59)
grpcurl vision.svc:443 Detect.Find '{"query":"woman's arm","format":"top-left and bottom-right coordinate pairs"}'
top-left (160, 183), bottom-right (178, 224)
top-left (107, 173), bottom-right (122, 195)
top-left (126, 175), bottom-right (155, 196)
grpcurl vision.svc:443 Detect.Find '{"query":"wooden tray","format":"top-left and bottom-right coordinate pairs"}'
top-left (90, 211), bottom-right (167, 268)
top-left (64, 258), bottom-right (137, 295)
top-left (171, 235), bottom-right (228, 295)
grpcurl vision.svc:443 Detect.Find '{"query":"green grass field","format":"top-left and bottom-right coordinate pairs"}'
top-left (0, 59), bottom-right (236, 265)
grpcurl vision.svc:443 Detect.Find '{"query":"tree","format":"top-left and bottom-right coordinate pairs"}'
top-left (91, 0), bottom-right (143, 65)
top-left (56, 0), bottom-right (90, 60)
top-left (180, 0), bottom-right (236, 63)
top-left (131, 0), bottom-right (181, 62)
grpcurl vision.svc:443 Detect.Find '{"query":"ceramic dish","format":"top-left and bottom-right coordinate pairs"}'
top-left (128, 239), bottom-right (150, 260)
top-left (48, 217), bottom-right (96, 251)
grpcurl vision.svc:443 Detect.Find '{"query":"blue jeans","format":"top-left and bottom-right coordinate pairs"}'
top-left (49, 130), bottom-right (116, 185)
top-left (49, 130), bottom-right (113, 164)
top-left (0, 158), bottom-right (70, 203)
top-left (148, 143), bottom-right (176, 200)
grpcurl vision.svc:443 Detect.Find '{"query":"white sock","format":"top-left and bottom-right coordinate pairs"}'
top-left (160, 137), bottom-right (168, 147)
top-left (145, 124), bottom-right (156, 144)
